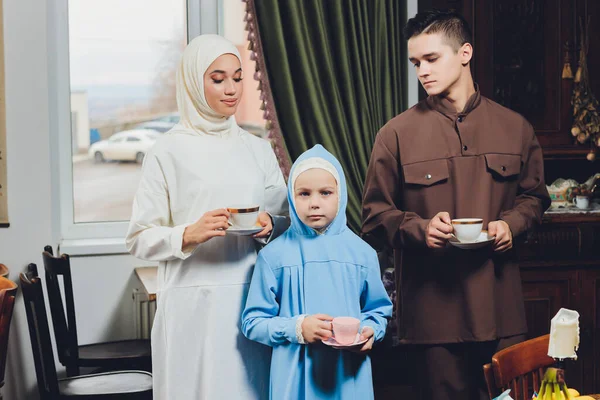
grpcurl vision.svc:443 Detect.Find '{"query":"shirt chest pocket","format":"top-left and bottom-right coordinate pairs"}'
top-left (402, 159), bottom-right (450, 187)
top-left (484, 154), bottom-right (522, 181)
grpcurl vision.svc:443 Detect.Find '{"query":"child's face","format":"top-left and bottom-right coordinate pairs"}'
top-left (408, 32), bottom-right (472, 96)
top-left (294, 169), bottom-right (339, 230)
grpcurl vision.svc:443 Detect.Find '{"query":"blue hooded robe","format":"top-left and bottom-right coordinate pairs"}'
top-left (242, 145), bottom-right (393, 399)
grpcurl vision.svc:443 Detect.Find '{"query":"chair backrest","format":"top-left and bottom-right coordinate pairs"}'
top-left (483, 362), bottom-right (501, 399)
top-left (19, 263), bottom-right (61, 399)
top-left (42, 245), bottom-right (79, 374)
top-left (0, 276), bottom-right (17, 387)
top-left (489, 334), bottom-right (555, 400)
top-left (0, 264), bottom-right (8, 278)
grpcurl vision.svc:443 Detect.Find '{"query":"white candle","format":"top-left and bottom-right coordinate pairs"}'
top-left (548, 308), bottom-right (580, 360)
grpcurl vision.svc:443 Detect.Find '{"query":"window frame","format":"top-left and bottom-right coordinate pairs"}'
top-left (48, 0), bottom-right (221, 243)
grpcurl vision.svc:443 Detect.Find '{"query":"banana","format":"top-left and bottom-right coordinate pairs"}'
top-left (537, 368), bottom-right (575, 400)
top-left (554, 382), bottom-right (563, 400)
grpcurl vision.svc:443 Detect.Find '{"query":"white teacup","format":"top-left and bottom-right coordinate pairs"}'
top-left (573, 196), bottom-right (590, 209)
top-left (451, 218), bottom-right (483, 242)
top-left (227, 206), bottom-right (259, 229)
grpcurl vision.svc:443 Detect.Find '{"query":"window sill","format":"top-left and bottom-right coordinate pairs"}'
top-left (59, 237), bottom-right (129, 256)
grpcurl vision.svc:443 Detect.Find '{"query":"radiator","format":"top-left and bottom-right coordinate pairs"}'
top-left (132, 288), bottom-right (156, 339)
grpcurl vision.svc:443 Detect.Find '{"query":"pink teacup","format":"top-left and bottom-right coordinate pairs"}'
top-left (332, 317), bottom-right (360, 345)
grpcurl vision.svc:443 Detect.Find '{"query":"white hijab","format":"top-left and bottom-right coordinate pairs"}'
top-left (170, 34), bottom-right (242, 137)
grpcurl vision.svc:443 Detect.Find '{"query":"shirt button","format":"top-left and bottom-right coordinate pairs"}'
top-left (425, 174), bottom-right (432, 180)
top-left (501, 166), bottom-right (507, 172)
top-left (463, 145), bottom-right (468, 151)
top-left (457, 116), bottom-right (464, 122)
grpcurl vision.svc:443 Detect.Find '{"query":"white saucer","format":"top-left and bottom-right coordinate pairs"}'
top-left (226, 226), bottom-right (263, 236)
top-left (449, 231), bottom-right (496, 250)
top-left (322, 334), bottom-right (369, 349)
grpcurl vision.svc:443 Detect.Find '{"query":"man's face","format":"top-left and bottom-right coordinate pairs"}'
top-left (408, 32), bottom-right (471, 96)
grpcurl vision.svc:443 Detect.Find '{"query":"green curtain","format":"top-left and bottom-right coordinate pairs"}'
top-left (254, 0), bottom-right (406, 232)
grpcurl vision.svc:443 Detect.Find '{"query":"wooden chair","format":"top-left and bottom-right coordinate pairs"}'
top-left (0, 276), bottom-right (17, 395)
top-left (0, 264), bottom-right (8, 279)
top-left (20, 263), bottom-right (153, 399)
top-left (483, 363), bottom-right (501, 399)
top-left (42, 246), bottom-right (151, 376)
top-left (483, 334), bottom-right (555, 400)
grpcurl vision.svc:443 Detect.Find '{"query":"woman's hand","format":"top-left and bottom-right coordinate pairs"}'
top-left (253, 212), bottom-right (273, 238)
top-left (301, 314), bottom-right (333, 343)
top-left (182, 208), bottom-right (230, 247)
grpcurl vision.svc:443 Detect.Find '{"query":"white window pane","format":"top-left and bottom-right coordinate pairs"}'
top-left (69, 0), bottom-right (187, 223)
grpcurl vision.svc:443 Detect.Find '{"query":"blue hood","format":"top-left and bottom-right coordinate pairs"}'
top-left (287, 145), bottom-right (348, 236)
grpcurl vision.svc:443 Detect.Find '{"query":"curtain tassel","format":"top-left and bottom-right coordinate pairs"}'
top-left (562, 62), bottom-right (573, 79)
top-left (575, 66), bottom-right (582, 83)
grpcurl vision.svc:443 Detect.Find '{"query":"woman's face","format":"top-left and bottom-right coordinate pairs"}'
top-left (203, 53), bottom-right (244, 117)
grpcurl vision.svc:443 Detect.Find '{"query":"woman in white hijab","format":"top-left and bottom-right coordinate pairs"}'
top-left (126, 34), bottom-right (288, 399)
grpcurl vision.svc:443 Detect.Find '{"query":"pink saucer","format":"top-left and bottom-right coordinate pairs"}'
top-left (321, 334), bottom-right (369, 349)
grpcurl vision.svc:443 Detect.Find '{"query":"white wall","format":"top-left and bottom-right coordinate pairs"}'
top-left (0, 2), bottom-right (149, 399)
top-left (1, 0), bottom-right (52, 398)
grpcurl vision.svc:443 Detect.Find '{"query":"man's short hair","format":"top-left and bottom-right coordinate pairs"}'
top-left (403, 9), bottom-right (473, 52)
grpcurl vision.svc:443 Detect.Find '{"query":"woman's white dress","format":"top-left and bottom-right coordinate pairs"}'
top-left (126, 128), bottom-right (288, 400)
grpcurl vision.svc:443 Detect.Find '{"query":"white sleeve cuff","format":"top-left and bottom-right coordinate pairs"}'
top-left (295, 314), bottom-right (307, 344)
top-left (170, 223), bottom-right (196, 260)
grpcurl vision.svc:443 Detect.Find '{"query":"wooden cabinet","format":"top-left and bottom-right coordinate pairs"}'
top-left (520, 267), bottom-right (584, 391)
top-left (520, 268), bottom-right (576, 340)
top-left (472, 0), bottom-right (574, 154)
top-left (516, 215), bottom-right (600, 394)
top-left (580, 268), bottom-right (600, 393)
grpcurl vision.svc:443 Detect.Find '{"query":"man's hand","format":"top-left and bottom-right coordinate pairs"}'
top-left (426, 212), bottom-right (453, 249)
top-left (488, 220), bottom-right (513, 252)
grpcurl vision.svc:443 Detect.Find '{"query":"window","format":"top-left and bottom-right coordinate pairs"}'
top-left (50, 0), bottom-right (265, 243)
top-left (221, 0), bottom-right (267, 139)
top-left (66, 0), bottom-right (187, 227)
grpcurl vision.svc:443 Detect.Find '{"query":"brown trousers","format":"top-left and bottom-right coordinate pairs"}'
top-left (414, 335), bottom-right (526, 400)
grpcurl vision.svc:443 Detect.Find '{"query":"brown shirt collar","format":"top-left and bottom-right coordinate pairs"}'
top-left (426, 84), bottom-right (482, 119)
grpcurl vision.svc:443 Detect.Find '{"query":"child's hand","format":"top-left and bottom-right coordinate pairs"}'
top-left (348, 326), bottom-right (375, 354)
top-left (301, 314), bottom-right (333, 343)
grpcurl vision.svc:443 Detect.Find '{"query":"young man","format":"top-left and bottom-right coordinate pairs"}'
top-left (361, 9), bottom-right (550, 400)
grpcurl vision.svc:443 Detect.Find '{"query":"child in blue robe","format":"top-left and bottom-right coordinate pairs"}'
top-left (242, 144), bottom-right (393, 399)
